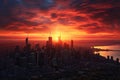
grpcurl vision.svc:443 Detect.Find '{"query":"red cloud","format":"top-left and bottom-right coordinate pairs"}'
top-left (0, 0), bottom-right (120, 40)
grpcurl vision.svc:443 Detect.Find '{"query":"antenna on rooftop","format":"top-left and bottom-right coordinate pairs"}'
top-left (27, 33), bottom-right (29, 38)
top-left (49, 31), bottom-right (52, 37)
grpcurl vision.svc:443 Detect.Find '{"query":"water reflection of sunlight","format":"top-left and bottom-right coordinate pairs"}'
top-left (94, 45), bottom-right (120, 50)
top-left (94, 45), bottom-right (120, 60)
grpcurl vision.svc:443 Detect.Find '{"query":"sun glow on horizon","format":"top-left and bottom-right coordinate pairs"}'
top-left (1, 23), bottom-right (119, 41)
top-left (51, 31), bottom-right (71, 42)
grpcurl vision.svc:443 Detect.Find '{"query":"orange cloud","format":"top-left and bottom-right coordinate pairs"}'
top-left (0, 0), bottom-right (120, 40)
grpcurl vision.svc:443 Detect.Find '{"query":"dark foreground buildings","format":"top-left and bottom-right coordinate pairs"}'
top-left (0, 36), bottom-right (120, 80)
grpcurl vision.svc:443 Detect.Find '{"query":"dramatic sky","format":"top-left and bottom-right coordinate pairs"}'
top-left (0, 0), bottom-right (120, 40)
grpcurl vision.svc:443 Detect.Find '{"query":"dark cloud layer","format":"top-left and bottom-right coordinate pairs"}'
top-left (0, 0), bottom-right (120, 35)
top-left (70, 0), bottom-right (120, 33)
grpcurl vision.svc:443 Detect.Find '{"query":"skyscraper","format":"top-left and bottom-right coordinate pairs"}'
top-left (26, 37), bottom-right (29, 45)
top-left (24, 37), bottom-right (31, 53)
top-left (71, 40), bottom-right (74, 48)
top-left (46, 35), bottom-right (53, 49)
top-left (48, 36), bottom-right (52, 47)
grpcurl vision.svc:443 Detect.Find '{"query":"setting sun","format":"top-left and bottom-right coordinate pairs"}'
top-left (51, 31), bottom-right (71, 42)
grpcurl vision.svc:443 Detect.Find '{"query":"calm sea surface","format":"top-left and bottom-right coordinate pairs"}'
top-left (94, 45), bottom-right (120, 60)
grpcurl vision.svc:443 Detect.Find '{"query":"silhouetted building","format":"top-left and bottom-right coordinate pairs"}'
top-left (24, 37), bottom-right (31, 53)
top-left (111, 56), bottom-right (113, 61)
top-left (48, 36), bottom-right (53, 48)
top-left (71, 40), bottom-right (74, 49)
top-left (64, 42), bottom-right (69, 49)
top-left (107, 56), bottom-right (110, 60)
top-left (14, 45), bottom-right (20, 53)
top-left (35, 44), bottom-right (40, 51)
top-left (38, 50), bottom-right (44, 66)
top-left (1, 36), bottom-right (120, 80)
top-left (116, 58), bottom-right (119, 63)
top-left (26, 37), bottom-right (29, 45)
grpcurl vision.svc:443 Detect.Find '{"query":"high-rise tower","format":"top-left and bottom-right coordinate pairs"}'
top-left (48, 36), bottom-right (52, 46)
top-left (71, 40), bottom-right (73, 48)
top-left (46, 32), bottom-right (53, 48)
top-left (26, 37), bottom-right (29, 45)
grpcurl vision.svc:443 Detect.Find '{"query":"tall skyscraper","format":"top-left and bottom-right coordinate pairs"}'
top-left (24, 37), bottom-right (31, 53)
top-left (26, 37), bottom-right (29, 45)
top-left (46, 35), bottom-right (53, 49)
top-left (48, 36), bottom-right (52, 47)
top-left (71, 40), bottom-right (73, 48)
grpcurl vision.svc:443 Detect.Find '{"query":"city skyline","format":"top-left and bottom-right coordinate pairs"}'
top-left (0, 0), bottom-right (120, 79)
top-left (0, 0), bottom-right (120, 40)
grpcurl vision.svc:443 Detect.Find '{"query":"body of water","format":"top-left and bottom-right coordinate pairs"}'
top-left (94, 45), bottom-right (120, 60)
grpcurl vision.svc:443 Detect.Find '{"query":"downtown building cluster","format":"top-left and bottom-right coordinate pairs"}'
top-left (0, 36), bottom-right (119, 79)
